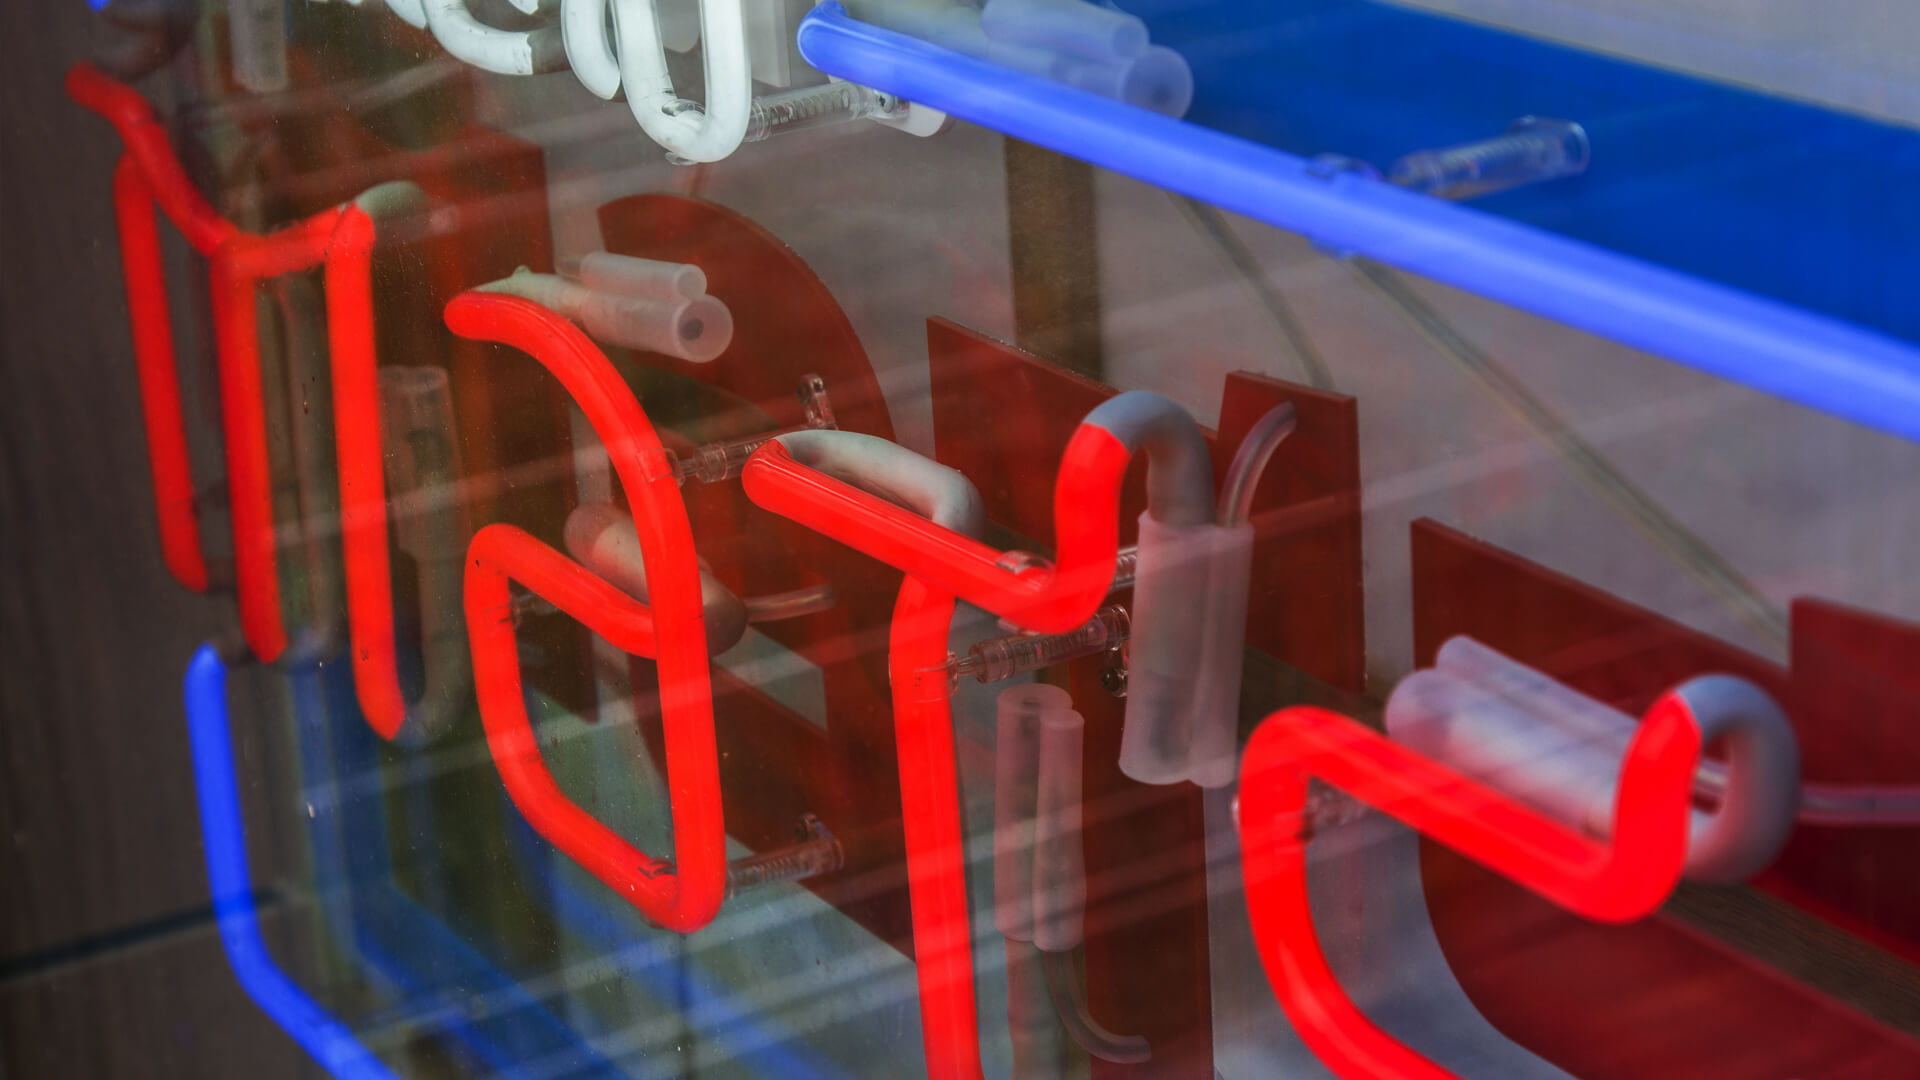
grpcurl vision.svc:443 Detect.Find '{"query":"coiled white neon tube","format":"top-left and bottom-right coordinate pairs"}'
top-left (614, 0), bottom-right (753, 163)
top-left (422, 0), bottom-right (566, 76)
top-left (562, 0), bottom-right (623, 99)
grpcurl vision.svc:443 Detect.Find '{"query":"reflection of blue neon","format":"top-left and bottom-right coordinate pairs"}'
top-left (500, 799), bottom-right (843, 1080)
top-left (797, 3), bottom-right (1920, 446)
top-left (183, 645), bottom-right (401, 1080)
top-left (293, 662), bottom-right (626, 1079)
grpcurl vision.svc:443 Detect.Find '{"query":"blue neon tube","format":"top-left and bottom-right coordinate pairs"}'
top-left (798, 3), bottom-right (1920, 446)
top-left (183, 645), bottom-right (401, 1080)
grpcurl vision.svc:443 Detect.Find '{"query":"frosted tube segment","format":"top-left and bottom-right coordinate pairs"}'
top-left (1032, 704), bottom-right (1086, 953)
top-left (1386, 668), bottom-right (1629, 838)
top-left (1435, 636), bottom-right (1637, 749)
top-left (579, 292), bottom-right (734, 363)
top-left (579, 252), bottom-right (709, 302)
top-left (1118, 512), bottom-right (1213, 784)
top-left (995, 684), bottom-right (1066, 941)
top-left (376, 366), bottom-right (464, 560)
top-left (1188, 523), bottom-right (1254, 789)
top-left (980, 0), bottom-right (1149, 62)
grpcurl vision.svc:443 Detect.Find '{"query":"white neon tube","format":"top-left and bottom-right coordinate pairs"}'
top-left (422, 0), bottom-right (566, 76)
top-left (614, 0), bottom-right (753, 163)
top-left (561, 0), bottom-right (623, 99)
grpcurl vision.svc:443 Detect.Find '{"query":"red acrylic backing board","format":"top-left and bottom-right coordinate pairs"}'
top-left (599, 194), bottom-right (913, 947)
top-left (1409, 518), bottom-right (1920, 1078)
top-left (1778, 597), bottom-right (1920, 961)
top-left (927, 318), bottom-right (1365, 1078)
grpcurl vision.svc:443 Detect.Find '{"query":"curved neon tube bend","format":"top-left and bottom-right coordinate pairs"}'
top-left (744, 390), bottom-right (1207, 635)
top-left (183, 646), bottom-right (400, 1079)
top-left (615, 0), bottom-right (753, 163)
top-left (422, 0), bottom-right (566, 76)
top-left (1237, 691), bottom-right (1702, 1080)
top-left (447, 291), bottom-right (726, 934)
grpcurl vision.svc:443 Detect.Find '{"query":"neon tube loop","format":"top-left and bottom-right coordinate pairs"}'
top-left (615, 0), bottom-right (754, 163)
top-left (182, 646), bottom-right (401, 1079)
top-left (744, 390), bottom-right (1208, 635)
top-left (447, 291), bottom-right (727, 934)
top-left (1236, 690), bottom-right (1706, 1080)
top-left (797, 4), bottom-right (1920, 447)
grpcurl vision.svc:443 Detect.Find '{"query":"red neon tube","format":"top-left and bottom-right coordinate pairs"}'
top-left (1236, 696), bottom-right (1700, 1080)
top-left (112, 157), bottom-right (209, 592)
top-left (67, 64), bottom-right (233, 256)
top-left (743, 427), bottom-right (1130, 635)
top-left (888, 577), bottom-right (989, 1080)
top-left (447, 291), bottom-right (726, 933)
top-left (72, 64), bottom-right (357, 664)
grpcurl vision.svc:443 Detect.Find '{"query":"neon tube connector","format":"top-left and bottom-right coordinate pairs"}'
top-left (448, 291), bottom-right (727, 934)
top-left (183, 646), bottom-right (401, 1080)
top-left (1236, 684), bottom-right (1714, 1080)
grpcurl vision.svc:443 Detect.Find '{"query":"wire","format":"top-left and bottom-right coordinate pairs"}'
top-left (1174, 195), bottom-right (1333, 390)
top-left (1347, 255), bottom-right (1790, 653)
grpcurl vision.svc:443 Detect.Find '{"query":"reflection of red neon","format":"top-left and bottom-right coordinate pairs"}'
top-left (743, 429), bottom-right (1130, 634)
top-left (448, 292), bottom-right (726, 933)
top-left (74, 63), bottom-right (234, 594)
top-left (69, 64), bottom-right (360, 663)
top-left (1236, 698), bottom-right (1699, 1079)
top-left (888, 578), bottom-right (988, 1080)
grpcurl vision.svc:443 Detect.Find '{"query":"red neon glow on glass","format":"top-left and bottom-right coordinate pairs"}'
top-left (1236, 696), bottom-right (1700, 1079)
top-left (743, 429), bottom-right (1131, 635)
top-left (447, 292), bottom-right (726, 933)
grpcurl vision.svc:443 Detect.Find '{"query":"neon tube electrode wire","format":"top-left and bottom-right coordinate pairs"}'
top-left (183, 646), bottom-right (401, 1080)
top-left (1236, 689), bottom-right (1707, 1080)
top-left (447, 291), bottom-right (727, 934)
top-left (796, 4), bottom-right (1920, 448)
